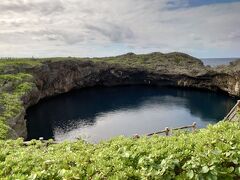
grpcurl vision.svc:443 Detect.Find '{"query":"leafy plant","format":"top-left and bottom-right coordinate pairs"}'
top-left (0, 122), bottom-right (239, 179)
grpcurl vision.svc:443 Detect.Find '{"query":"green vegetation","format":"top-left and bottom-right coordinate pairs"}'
top-left (89, 52), bottom-right (203, 71)
top-left (0, 79), bottom-right (35, 139)
top-left (0, 55), bottom-right (239, 178)
top-left (0, 59), bottom-right (39, 139)
top-left (0, 122), bottom-right (240, 179)
top-left (0, 59), bottom-right (41, 74)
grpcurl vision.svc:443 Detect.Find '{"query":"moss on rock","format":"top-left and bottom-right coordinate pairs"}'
top-left (0, 59), bottom-right (39, 139)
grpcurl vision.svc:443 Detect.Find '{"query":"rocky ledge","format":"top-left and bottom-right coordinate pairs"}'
top-left (1, 52), bottom-right (239, 139)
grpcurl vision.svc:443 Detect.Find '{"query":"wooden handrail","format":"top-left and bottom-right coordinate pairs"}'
top-left (224, 100), bottom-right (240, 121)
top-left (24, 124), bottom-right (197, 144)
top-left (133, 122), bottom-right (197, 138)
top-left (23, 137), bottom-right (58, 146)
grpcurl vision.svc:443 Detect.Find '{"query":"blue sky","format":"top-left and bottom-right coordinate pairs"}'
top-left (0, 0), bottom-right (239, 58)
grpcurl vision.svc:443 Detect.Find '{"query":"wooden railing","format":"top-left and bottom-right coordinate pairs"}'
top-left (23, 137), bottom-right (58, 146)
top-left (133, 122), bottom-right (197, 138)
top-left (24, 123), bottom-right (198, 144)
top-left (24, 101), bottom-right (240, 145)
top-left (224, 100), bottom-right (240, 121)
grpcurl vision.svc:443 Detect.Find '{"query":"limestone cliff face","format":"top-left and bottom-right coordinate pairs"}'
top-left (7, 110), bottom-right (26, 139)
top-left (9, 56), bottom-right (240, 139)
top-left (27, 60), bottom-right (239, 99)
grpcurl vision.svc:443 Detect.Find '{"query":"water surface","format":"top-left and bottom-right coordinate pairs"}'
top-left (26, 86), bottom-right (237, 143)
top-left (201, 58), bottom-right (238, 67)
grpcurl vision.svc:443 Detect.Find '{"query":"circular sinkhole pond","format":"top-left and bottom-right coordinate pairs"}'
top-left (26, 85), bottom-right (237, 143)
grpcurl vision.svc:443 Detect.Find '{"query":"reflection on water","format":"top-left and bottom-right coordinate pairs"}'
top-left (26, 86), bottom-right (237, 143)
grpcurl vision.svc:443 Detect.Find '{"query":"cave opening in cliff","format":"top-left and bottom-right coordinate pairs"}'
top-left (25, 85), bottom-right (237, 143)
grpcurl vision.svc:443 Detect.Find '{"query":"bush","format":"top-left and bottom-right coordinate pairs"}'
top-left (0, 122), bottom-right (240, 179)
top-left (0, 71), bottom-right (36, 140)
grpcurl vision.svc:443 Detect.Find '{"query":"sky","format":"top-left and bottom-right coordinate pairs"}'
top-left (0, 0), bottom-right (240, 58)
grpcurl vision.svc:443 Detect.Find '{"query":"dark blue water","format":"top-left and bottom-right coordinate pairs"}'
top-left (26, 86), bottom-right (237, 143)
top-left (201, 58), bottom-right (238, 67)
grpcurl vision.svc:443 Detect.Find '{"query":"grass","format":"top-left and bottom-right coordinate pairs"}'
top-left (88, 52), bottom-right (203, 70)
top-left (0, 59), bottom-right (41, 74)
top-left (1, 52), bottom-right (204, 72)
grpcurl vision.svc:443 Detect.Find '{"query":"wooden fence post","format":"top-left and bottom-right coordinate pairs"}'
top-left (39, 137), bottom-right (44, 143)
top-left (192, 122), bottom-right (197, 132)
top-left (165, 127), bottom-right (170, 136)
top-left (133, 134), bottom-right (140, 139)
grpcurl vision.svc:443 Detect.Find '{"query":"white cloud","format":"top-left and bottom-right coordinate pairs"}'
top-left (0, 0), bottom-right (239, 58)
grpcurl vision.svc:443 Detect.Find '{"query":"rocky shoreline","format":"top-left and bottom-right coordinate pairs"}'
top-left (2, 52), bottom-right (239, 139)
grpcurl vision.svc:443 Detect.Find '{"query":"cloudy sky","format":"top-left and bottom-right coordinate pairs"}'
top-left (0, 0), bottom-right (240, 58)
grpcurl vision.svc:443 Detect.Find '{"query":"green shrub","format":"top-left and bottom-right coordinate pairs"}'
top-left (0, 122), bottom-right (239, 179)
top-left (0, 71), bottom-right (35, 140)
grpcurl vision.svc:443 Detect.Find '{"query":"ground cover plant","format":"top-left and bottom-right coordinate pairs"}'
top-left (0, 122), bottom-right (240, 179)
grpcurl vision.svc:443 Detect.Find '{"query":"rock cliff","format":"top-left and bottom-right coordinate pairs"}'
top-left (1, 52), bottom-right (239, 139)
